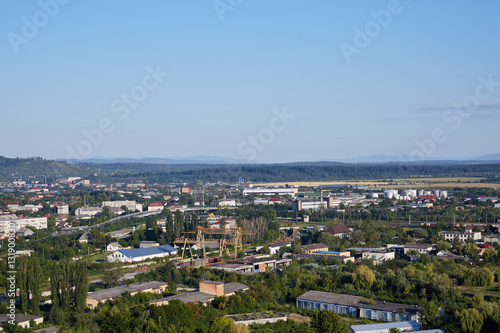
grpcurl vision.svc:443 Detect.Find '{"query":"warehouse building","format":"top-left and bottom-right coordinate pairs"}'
top-left (147, 280), bottom-right (249, 306)
top-left (86, 281), bottom-right (168, 309)
top-left (296, 290), bottom-right (422, 322)
top-left (107, 245), bottom-right (178, 263)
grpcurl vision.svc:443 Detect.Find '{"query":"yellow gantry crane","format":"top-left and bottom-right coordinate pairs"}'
top-left (175, 226), bottom-right (250, 258)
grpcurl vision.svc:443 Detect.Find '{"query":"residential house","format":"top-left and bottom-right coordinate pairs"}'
top-left (106, 242), bottom-right (123, 252)
top-left (255, 238), bottom-right (292, 255)
top-left (16, 227), bottom-right (34, 237)
top-left (78, 232), bottom-right (91, 244)
top-left (148, 202), bottom-right (165, 212)
top-left (325, 225), bottom-right (353, 239)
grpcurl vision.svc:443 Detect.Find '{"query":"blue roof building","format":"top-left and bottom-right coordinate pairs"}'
top-left (107, 244), bottom-right (178, 263)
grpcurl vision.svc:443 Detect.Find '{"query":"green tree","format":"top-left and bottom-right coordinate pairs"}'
top-left (436, 240), bottom-right (451, 252)
top-left (74, 260), bottom-right (89, 313)
top-left (209, 317), bottom-right (235, 333)
top-left (50, 263), bottom-right (61, 309)
top-left (456, 308), bottom-right (483, 333)
top-left (310, 310), bottom-right (349, 333)
top-left (174, 210), bottom-right (184, 237)
top-left (101, 261), bottom-right (122, 287)
top-left (28, 256), bottom-right (43, 315)
top-left (59, 259), bottom-right (72, 310)
top-left (353, 265), bottom-right (375, 291)
top-left (16, 256), bottom-right (29, 313)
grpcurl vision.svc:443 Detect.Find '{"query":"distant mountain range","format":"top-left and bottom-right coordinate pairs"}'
top-left (63, 153), bottom-right (500, 165)
top-left (322, 153), bottom-right (500, 165)
top-left (65, 155), bottom-right (257, 165)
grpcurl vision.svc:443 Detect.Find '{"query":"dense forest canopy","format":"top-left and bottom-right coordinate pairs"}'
top-left (1, 156), bottom-right (500, 183)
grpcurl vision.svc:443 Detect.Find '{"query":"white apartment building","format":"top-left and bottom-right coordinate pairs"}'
top-left (438, 230), bottom-right (481, 243)
top-left (0, 215), bottom-right (47, 233)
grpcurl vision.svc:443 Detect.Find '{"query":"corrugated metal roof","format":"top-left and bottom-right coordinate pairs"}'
top-left (350, 321), bottom-right (420, 332)
top-left (297, 290), bottom-right (423, 314)
top-left (118, 245), bottom-right (177, 258)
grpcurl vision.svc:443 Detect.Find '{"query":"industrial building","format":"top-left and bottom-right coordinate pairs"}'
top-left (86, 281), bottom-right (168, 309)
top-left (242, 187), bottom-right (298, 196)
top-left (0, 314), bottom-right (44, 329)
top-left (302, 243), bottom-right (329, 254)
top-left (147, 280), bottom-right (249, 306)
top-left (294, 254), bottom-right (355, 264)
top-left (349, 321), bottom-right (421, 333)
top-left (296, 290), bottom-right (422, 322)
top-left (107, 244), bottom-right (178, 263)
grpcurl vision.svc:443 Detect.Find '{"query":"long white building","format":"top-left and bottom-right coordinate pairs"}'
top-left (102, 200), bottom-right (143, 212)
top-left (107, 245), bottom-right (178, 263)
top-left (242, 187), bottom-right (298, 196)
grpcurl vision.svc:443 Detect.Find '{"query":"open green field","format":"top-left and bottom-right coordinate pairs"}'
top-left (259, 177), bottom-right (499, 189)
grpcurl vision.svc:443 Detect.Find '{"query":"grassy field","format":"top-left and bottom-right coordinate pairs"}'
top-left (259, 177), bottom-right (499, 189)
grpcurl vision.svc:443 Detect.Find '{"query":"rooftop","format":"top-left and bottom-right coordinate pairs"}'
top-left (350, 321), bottom-right (420, 332)
top-left (325, 225), bottom-right (353, 235)
top-left (297, 290), bottom-right (423, 314)
top-left (117, 245), bottom-right (177, 258)
top-left (302, 243), bottom-right (328, 250)
top-left (148, 291), bottom-right (214, 305)
top-left (0, 314), bottom-right (44, 324)
top-left (87, 281), bottom-right (167, 301)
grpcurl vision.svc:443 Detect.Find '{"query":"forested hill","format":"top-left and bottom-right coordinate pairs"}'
top-left (103, 163), bottom-right (500, 183)
top-left (0, 156), bottom-right (92, 182)
top-left (1, 156), bottom-right (500, 183)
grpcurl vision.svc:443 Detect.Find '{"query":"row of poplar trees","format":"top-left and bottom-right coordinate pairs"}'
top-left (17, 256), bottom-right (88, 315)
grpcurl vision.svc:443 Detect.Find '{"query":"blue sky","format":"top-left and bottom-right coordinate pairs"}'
top-left (1, 0), bottom-right (499, 163)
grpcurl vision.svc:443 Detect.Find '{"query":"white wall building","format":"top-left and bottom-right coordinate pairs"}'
top-left (403, 189), bottom-right (417, 198)
top-left (218, 199), bottom-right (236, 207)
top-left (438, 230), bottom-right (481, 243)
top-left (243, 187), bottom-right (298, 196)
top-left (0, 216), bottom-right (47, 233)
top-left (107, 245), bottom-right (178, 263)
top-left (102, 200), bottom-right (143, 212)
top-left (75, 207), bottom-right (102, 219)
top-left (384, 190), bottom-right (398, 199)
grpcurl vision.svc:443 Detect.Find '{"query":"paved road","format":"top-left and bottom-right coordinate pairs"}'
top-left (52, 210), bottom-right (162, 237)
